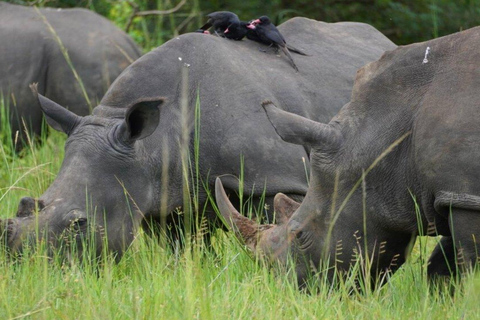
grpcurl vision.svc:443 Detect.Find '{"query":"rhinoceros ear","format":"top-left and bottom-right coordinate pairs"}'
top-left (118, 98), bottom-right (163, 142)
top-left (261, 101), bottom-right (342, 150)
top-left (30, 83), bottom-right (80, 135)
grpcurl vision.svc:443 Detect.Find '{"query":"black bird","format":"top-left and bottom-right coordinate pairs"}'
top-left (196, 11), bottom-right (248, 40)
top-left (223, 21), bottom-right (249, 40)
top-left (247, 16), bottom-right (300, 71)
top-left (245, 24), bottom-right (263, 43)
top-left (247, 26), bottom-right (308, 56)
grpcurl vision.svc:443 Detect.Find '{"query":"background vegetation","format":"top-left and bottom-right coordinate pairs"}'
top-left (6, 0), bottom-right (480, 49)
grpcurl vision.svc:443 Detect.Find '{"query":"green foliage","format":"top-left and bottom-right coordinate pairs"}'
top-left (6, 0), bottom-right (480, 47)
top-left (277, 0), bottom-right (480, 44)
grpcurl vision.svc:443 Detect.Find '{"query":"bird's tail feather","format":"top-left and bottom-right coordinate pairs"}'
top-left (281, 46), bottom-right (299, 72)
top-left (286, 44), bottom-right (309, 56)
top-left (198, 21), bottom-right (213, 31)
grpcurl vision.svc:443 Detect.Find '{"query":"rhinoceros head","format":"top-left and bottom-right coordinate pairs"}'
top-left (215, 101), bottom-right (346, 286)
top-left (0, 84), bottom-right (163, 260)
top-left (216, 100), bottom-right (413, 287)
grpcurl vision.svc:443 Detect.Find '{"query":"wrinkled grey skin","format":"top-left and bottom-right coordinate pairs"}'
top-left (0, 18), bottom-right (394, 259)
top-left (0, 3), bottom-right (141, 150)
top-left (217, 26), bottom-right (480, 287)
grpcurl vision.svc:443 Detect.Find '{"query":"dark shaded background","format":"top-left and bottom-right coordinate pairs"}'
top-left (5, 0), bottom-right (480, 50)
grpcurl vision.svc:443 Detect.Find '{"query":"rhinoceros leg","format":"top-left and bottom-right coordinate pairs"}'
top-left (429, 207), bottom-right (480, 283)
top-left (427, 236), bottom-right (456, 279)
top-left (448, 208), bottom-right (480, 272)
top-left (427, 236), bottom-right (460, 295)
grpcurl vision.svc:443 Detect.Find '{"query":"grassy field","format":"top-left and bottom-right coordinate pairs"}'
top-left (1, 99), bottom-right (480, 319)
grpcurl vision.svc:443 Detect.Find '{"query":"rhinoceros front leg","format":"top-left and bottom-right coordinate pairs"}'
top-left (431, 193), bottom-right (480, 279)
top-left (427, 236), bottom-right (456, 279)
top-left (447, 208), bottom-right (480, 274)
top-left (428, 207), bottom-right (480, 283)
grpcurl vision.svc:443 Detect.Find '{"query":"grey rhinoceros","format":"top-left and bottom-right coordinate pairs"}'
top-left (216, 26), bottom-right (480, 287)
top-left (0, 17), bottom-right (395, 259)
top-left (0, 2), bottom-right (141, 151)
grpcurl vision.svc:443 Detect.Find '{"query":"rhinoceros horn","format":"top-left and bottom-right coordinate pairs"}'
top-left (30, 83), bottom-right (81, 135)
top-left (215, 177), bottom-right (264, 250)
top-left (261, 100), bottom-right (342, 149)
top-left (274, 193), bottom-right (300, 225)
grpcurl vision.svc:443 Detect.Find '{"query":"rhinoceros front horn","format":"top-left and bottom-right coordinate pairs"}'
top-left (215, 177), bottom-right (263, 249)
top-left (30, 83), bottom-right (81, 135)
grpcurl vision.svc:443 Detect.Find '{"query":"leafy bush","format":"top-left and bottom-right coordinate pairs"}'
top-left (6, 0), bottom-right (480, 47)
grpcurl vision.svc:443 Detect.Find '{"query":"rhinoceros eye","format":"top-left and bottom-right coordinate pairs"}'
top-left (72, 218), bottom-right (87, 232)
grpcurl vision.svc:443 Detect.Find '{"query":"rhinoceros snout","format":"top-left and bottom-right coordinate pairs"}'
top-left (16, 197), bottom-right (45, 217)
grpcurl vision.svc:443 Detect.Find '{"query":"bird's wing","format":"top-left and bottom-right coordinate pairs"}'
top-left (207, 11), bottom-right (239, 22)
top-left (264, 24), bottom-right (286, 45)
top-left (199, 21), bottom-right (213, 31)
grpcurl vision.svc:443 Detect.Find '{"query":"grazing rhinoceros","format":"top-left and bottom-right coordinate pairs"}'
top-left (0, 2), bottom-right (141, 151)
top-left (216, 26), bottom-right (480, 287)
top-left (0, 17), bottom-right (395, 259)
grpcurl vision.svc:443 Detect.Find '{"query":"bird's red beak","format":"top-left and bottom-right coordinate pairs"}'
top-left (246, 23), bottom-right (256, 30)
top-left (253, 19), bottom-right (261, 24)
